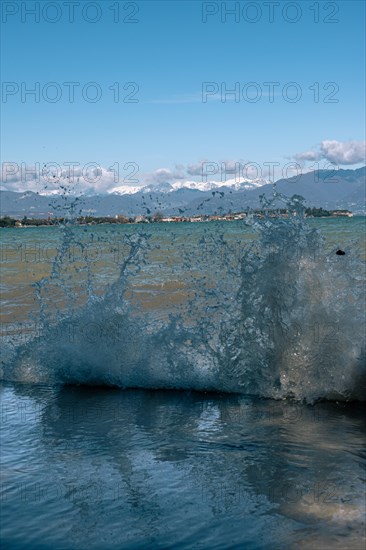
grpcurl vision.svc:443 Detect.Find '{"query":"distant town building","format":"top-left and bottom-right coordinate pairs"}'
top-left (332, 210), bottom-right (353, 217)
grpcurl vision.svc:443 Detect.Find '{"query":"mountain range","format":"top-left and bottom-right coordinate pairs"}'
top-left (1, 167), bottom-right (365, 218)
top-left (112, 177), bottom-right (269, 195)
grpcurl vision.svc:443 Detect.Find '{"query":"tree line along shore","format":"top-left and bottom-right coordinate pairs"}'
top-left (0, 208), bottom-right (354, 228)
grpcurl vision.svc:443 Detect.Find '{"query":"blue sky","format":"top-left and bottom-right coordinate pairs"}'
top-left (1, 0), bottom-right (365, 191)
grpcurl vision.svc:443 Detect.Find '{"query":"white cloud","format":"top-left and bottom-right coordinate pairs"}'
top-left (320, 140), bottom-right (366, 165)
top-left (186, 160), bottom-right (209, 176)
top-left (144, 167), bottom-right (186, 186)
top-left (294, 140), bottom-right (366, 165)
top-left (0, 163), bottom-right (141, 195)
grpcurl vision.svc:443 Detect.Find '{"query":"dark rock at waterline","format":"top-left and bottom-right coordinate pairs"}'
top-left (336, 249), bottom-right (346, 255)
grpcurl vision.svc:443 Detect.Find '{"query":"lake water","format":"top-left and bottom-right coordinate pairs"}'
top-left (1, 211), bottom-right (365, 548)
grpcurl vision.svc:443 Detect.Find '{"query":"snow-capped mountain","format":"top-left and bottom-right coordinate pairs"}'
top-left (139, 182), bottom-right (174, 194)
top-left (28, 177), bottom-right (269, 197)
top-left (170, 177), bottom-right (270, 193)
top-left (108, 185), bottom-right (144, 195)
top-left (106, 177), bottom-right (270, 196)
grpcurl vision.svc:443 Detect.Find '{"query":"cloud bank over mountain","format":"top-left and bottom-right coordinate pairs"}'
top-left (0, 161), bottom-right (270, 195)
top-left (1, 140), bottom-right (365, 196)
top-left (1, 167), bottom-right (365, 218)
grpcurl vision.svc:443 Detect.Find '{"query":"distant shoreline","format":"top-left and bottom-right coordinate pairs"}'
top-left (0, 208), bottom-right (358, 228)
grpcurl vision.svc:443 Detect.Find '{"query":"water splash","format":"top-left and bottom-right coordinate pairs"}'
top-left (216, 192), bottom-right (365, 401)
top-left (1, 192), bottom-right (365, 403)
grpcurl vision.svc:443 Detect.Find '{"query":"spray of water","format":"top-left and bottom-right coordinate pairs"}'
top-left (1, 192), bottom-right (365, 403)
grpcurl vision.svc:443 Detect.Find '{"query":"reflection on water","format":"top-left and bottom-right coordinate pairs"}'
top-left (1, 382), bottom-right (365, 549)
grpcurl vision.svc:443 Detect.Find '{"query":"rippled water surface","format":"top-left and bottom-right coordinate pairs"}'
top-left (1, 383), bottom-right (365, 549)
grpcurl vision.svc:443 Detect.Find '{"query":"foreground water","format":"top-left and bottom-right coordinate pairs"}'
top-left (1, 198), bottom-right (365, 547)
top-left (1, 383), bottom-right (365, 549)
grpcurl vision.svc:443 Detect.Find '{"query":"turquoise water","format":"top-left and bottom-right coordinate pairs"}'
top-left (1, 213), bottom-right (365, 548)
